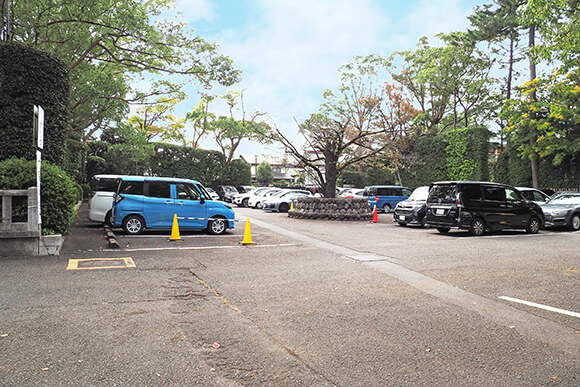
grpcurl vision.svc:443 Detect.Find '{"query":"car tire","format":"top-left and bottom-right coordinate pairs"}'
top-left (469, 218), bottom-right (486, 236)
top-left (104, 210), bottom-right (113, 227)
top-left (437, 227), bottom-right (450, 234)
top-left (122, 215), bottom-right (145, 235)
top-left (397, 222), bottom-right (407, 227)
top-left (526, 216), bottom-right (541, 234)
top-left (569, 213), bottom-right (580, 231)
top-left (207, 217), bottom-right (227, 235)
top-left (242, 198), bottom-right (249, 207)
top-left (382, 203), bottom-right (392, 213)
top-left (279, 203), bottom-right (289, 213)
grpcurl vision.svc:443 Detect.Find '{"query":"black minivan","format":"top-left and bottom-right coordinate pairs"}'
top-left (425, 181), bottom-right (544, 236)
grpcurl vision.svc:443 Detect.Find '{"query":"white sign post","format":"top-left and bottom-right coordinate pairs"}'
top-left (33, 105), bottom-right (44, 228)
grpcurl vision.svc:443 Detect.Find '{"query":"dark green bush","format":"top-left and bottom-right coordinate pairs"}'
top-left (0, 158), bottom-right (79, 235)
top-left (0, 42), bottom-right (69, 166)
top-left (151, 143), bottom-right (228, 187)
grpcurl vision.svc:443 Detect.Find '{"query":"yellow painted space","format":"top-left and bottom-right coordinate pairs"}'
top-left (67, 257), bottom-right (136, 271)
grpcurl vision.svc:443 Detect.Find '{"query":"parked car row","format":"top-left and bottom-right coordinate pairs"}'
top-left (88, 175), bottom-right (578, 236)
top-left (233, 187), bottom-right (312, 212)
top-left (392, 181), bottom-right (580, 235)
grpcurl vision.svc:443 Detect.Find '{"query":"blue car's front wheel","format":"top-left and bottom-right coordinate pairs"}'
top-left (123, 215), bottom-right (145, 235)
top-left (207, 218), bottom-right (227, 235)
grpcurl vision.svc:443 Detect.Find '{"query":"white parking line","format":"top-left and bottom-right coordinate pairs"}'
top-left (106, 243), bottom-right (298, 252)
top-left (121, 234), bottom-right (248, 239)
top-left (498, 296), bottom-right (580, 318)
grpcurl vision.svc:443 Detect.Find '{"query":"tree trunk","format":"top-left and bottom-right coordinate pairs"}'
top-left (528, 25), bottom-right (540, 188)
top-left (324, 149), bottom-right (338, 198)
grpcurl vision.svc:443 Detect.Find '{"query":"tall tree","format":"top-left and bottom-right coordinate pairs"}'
top-left (211, 91), bottom-right (271, 164)
top-left (184, 94), bottom-right (216, 148)
top-left (264, 54), bottom-right (418, 197)
top-left (3, 0), bottom-right (240, 140)
top-left (520, 0), bottom-right (580, 70)
top-left (390, 35), bottom-right (496, 134)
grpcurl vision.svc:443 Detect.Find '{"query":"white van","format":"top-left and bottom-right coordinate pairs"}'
top-left (88, 175), bottom-right (127, 225)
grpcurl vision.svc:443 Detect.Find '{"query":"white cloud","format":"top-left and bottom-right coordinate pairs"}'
top-left (174, 0), bottom-right (215, 22)
top-left (186, 0), bottom-right (481, 155)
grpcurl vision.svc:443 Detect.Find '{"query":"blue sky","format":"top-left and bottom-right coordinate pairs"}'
top-left (168, 0), bottom-right (485, 157)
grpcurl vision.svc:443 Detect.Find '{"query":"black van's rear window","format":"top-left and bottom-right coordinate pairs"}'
top-left (428, 184), bottom-right (457, 204)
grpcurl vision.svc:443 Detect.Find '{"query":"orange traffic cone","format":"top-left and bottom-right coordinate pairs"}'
top-left (169, 214), bottom-right (182, 241)
top-left (240, 218), bottom-right (256, 245)
top-left (372, 205), bottom-right (378, 223)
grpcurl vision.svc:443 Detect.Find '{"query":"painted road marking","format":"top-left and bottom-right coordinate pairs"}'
top-left (121, 234), bottom-right (251, 239)
top-left (67, 257), bottom-right (136, 271)
top-left (108, 243), bottom-right (298, 252)
top-left (498, 296), bottom-right (580, 318)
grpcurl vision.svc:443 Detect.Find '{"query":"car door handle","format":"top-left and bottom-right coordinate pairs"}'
top-left (165, 200), bottom-right (173, 204)
top-left (176, 201), bottom-right (185, 205)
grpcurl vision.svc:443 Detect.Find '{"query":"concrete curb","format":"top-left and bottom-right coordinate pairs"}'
top-left (104, 225), bottom-right (120, 249)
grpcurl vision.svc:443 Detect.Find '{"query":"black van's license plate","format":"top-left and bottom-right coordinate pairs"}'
top-left (435, 208), bottom-right (445, 215)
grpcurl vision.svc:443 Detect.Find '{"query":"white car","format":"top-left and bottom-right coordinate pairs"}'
top-left (234, 186), bottom-right (269, 207)
top-left (247, 188), bottom-right (283, 208)
top-left (88, 174), bottom-right (131, 225)
top-left (205, 187), bottom-right (221, 201)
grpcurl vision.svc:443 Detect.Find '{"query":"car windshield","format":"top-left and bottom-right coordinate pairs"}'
top-left (547, 193), bottom-right (580, 205)
top-left (409, 186), bottom-right (429, 201)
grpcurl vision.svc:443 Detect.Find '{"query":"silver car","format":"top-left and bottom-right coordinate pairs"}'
top-left (540, 191), bottom-right (580, 231)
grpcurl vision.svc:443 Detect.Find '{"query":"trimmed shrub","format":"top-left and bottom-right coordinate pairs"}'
top-left (151, 143), bottom-right (227, 187)
top-left (0, 158), bottom-right (79, 235)
top-left (0, 42), bottom-right (69, 165)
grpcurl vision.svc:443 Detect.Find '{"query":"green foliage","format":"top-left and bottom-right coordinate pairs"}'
top-left (150, 143), bottom-right (227, 187)
top-left (500, 70), bottom-right (580, 167)
top-left (257, 161), bottom-right (274, 186)
top-left (0, 42), bottom-right (69, 165)
top-left (495, 142), bottom-right (580, 188)
top-left (227, 159), bottom-right (251, 187)
top-left (445, 126), bottom-right (491, 181)
top-left (399, 135), bottom-right (448, 187)
top-left (0, 158), bottom-right (79, 235)
top-left (8, 0), bottom-right (241, 141)
top-left (520, 0), bottom-right (580, 70)
top-left (338, 168), bottom-right (367, 188)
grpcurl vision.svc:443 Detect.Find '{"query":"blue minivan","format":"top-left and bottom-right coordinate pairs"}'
top-left (363, 185), bottom-right (412, 212)
top-left (111, 176), bottom-right (235, 235)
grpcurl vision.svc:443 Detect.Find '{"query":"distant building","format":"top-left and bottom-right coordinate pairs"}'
top-left (240, 153), bottom-right (301, 184)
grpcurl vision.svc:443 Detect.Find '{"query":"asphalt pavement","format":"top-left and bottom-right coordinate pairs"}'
top-left (1, 202), bottom-right (578, 386)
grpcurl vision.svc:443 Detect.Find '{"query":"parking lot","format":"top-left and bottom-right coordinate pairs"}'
top-left (1, 203), bottom-right (578, 385)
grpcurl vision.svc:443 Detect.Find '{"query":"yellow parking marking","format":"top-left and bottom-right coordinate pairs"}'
top-left (66, 257), bottom-right (136, 271)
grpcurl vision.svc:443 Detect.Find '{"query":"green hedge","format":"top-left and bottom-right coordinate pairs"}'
top-left (151, 143), bottom-right (228, 187)
top-left (0, 42), bottom-right (69, 166)
top-left (0, 158), bottom-right (79, 235)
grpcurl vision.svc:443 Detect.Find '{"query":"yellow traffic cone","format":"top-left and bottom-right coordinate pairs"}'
top-left (169, 214), bottom-right (182, 241)
top-left (240, 217), bottom-right (255, 245)
top-left (290, 202), bottom-right (294, 211)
